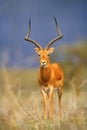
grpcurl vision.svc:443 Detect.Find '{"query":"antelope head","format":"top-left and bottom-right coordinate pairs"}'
top-left (24, 17), bottom-right (63, 68)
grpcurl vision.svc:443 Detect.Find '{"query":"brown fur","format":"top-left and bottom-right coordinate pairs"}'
top-left (35, 48), bottom-right (64, 120)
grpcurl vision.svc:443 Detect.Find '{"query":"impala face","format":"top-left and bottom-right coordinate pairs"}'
top-left (35, 47), bottom-right (54, 67)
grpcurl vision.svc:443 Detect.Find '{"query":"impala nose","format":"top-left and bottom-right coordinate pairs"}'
top-left (41, 61), bottom-right (47, 67)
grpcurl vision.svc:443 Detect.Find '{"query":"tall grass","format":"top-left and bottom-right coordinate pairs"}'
top-left (0, 42), bottom-right (87, 130)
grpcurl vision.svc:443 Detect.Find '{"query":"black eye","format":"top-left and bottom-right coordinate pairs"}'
top-left (47, 54), bottom-right (50, 57)
top-left (38, 54), bottom-right (40, 56)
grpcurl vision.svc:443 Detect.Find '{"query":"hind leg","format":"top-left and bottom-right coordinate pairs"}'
top-left (57, 87), bottom-right (63, 118)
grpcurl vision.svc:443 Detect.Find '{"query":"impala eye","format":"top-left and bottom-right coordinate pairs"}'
top-left (38, 54), bottom-right (40, 56)
top-left (47, 54), bottom-right (50, 57)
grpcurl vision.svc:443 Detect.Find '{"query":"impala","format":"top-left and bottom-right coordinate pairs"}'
top-left (24, 17), bottom-right (64, 120)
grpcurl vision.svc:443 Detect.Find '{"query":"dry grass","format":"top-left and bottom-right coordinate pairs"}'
top-left (0, 65), bottom-right (87, 130)
top-left (0, 41), bottom-right (87, 130)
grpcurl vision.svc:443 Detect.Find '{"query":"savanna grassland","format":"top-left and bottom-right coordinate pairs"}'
top-left (0, 42), bottom-right (87, 130)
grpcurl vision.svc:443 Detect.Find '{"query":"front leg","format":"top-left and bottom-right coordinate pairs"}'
top-left (49, 86), bottom-right (54, 119)
top-left (41, 89), bottom-right (47, 120)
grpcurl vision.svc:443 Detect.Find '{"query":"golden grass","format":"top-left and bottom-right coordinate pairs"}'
top-left (0, 42), bottom-right (87, 129)
top-left (0, 65), bottom-right (87, 130)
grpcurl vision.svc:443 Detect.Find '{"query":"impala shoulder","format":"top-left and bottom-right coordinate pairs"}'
top-left (52, 63), bottom-right (60, 68)
top-left (52, 63), bottom-right (63, 72)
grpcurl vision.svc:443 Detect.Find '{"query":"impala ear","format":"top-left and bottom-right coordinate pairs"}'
top-left (34, 47), bottom-right (40, 54)
top-left (34, 47), bottom-right (39, 53)
top-left (48, 47), bottom-right (55, 54)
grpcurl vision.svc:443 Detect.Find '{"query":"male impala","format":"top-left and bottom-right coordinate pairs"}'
top-left (24, 17), bottom-right (64, 120)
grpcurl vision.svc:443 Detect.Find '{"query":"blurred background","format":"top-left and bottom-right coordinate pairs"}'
top-left (0, 0), bottom-right (87, 129)
top-left (0, 0), bottom-right (87, 68)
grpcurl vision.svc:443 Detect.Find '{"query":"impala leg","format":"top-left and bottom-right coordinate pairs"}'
top-left (49, 87), bottom-right (54, 119)
top-left (41, 89), bottom-right (47, 120)
top-left (57, 87), bottom-right (63, 118)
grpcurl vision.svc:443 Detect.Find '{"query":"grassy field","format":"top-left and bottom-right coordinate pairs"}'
top-left (0, 42), bottom-right (87, 130)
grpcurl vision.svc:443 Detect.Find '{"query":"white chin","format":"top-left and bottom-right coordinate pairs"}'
top-left (41, 63), bottom-right (46, 67)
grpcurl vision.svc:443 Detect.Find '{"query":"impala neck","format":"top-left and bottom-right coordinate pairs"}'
top-left (40, 63), bottom-right (52, 83)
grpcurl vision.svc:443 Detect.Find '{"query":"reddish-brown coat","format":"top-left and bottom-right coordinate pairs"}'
top-left (38, 63), bottom-right (64, 88)
top-left (35, 48), bottom-right (64, 120)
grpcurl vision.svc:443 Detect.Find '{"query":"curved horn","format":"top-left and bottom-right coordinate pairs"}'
top-left (45, 16), bottom-right (63, 50)
top-left (24, 18), bottom-right (42, 50)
